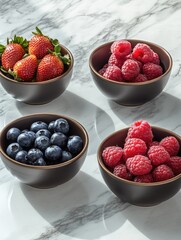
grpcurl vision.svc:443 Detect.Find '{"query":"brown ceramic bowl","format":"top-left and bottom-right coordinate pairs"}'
top-left (98, 126), bottom-right (181, 206)
top-left (0, 45), bottom-right (74, 105)
top-left (0, 113), bottom-right (89, 188)
top-left (89, 39), bottom-right (172, 106)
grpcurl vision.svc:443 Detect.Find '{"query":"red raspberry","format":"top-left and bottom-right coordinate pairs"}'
top-left (121, 59), bottom-right (140, 81)
top-left (152, 51), bottom-right (160, 65)
top-left (147, 145), bottom-right (170, 166)
top-left (153, 164), bottom-right (174, 182)
top-left (160, 136), bottom-right (180, 156)
top-left (103, 66), bottom-right (123, 82)
top-left (149, 141), bottom-right (159, 147)
top-left (126, 54), bottom-right (143, 71)
top-left (124, 138), bottom-right (147, 159)
top-left (132, 74), bottom-right (147, 83)
top-left (132, 43), bottom-right (153, 63)
top-left (143, 62), bottom-right (163, 80)
top-left (167, 156), bottom-right (181, 175)
top-left (98, 64), bottom-right (108, 76)
top-left (134, 174), bottom-right (153, 183)
top-left (126, 155), bottom-right (152, 175)
top-left (126, 120), bottom-right (153, 145)
top-left (108, 54), bottom-right (125, 68)
top-left (102, 146), bottom-right (123, 168)
top-left (113, 164), bottom-right (132, 180)
top-left (111, 40), bottom-right (131, 58)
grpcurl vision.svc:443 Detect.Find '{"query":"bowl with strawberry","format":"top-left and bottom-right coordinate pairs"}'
top-left (89, 39), bottom-right (172, 106)
top-left (97, 120), bottom-right (181, 206)
top-left (0, 27), bottom-right (74, 104)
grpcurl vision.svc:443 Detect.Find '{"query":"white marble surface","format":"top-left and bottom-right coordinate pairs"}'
top-left (1, 0), bottom-right (181, 239)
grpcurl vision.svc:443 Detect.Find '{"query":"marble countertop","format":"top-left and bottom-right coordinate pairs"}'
top-left (1, 0), bottom-right (181, 239)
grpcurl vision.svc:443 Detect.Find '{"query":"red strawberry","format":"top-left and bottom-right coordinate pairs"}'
top-left (29, 27), bottom-right (54, 59)
top-left (12, 55), bottom-right (38, 81)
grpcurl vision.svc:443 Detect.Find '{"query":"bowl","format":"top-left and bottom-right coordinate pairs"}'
top-left (0, 113), bottom-right (89, 188)
top-left (0, 44), bottom-right (74, 105)
top-left (97, 126), bottom-right (181, 206)
top-left (89, 39), bottom-right (172, 106)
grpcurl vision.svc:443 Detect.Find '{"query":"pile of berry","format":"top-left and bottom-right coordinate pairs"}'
top-left (102, 120), bottom-right (181, 183)
top-left (99, 40), bottom-right (163, 83)
top-left (6, 118), bottom-right (83, 166)
top-left (0, 27), bottom-right (70, 82)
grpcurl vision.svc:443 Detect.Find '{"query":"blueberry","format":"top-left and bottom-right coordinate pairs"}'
top-left (6, 143), bottom-right (22, 159)
top-left (61, 150), bottom-right (73, 162)
top-left (50, 132), bottom-right (67, 149)
top-left (17, 132), bottom-right (33, 148)
top-left (15, 150), bottom-right (28, 164)
top-left (67, 135), bottom-right (83, 155)
top-left (27, 131), bottom-right (36, 142)
top-left (34, 136), bottom-right (50, 151)
top-left (22, 129), bottom-right (29, 133)
top-left (45, 145), bottom-right (62, 161)
top-left (36, 129), bottom-right (51, 138)
top-left (54, 118), bottom-right (69, 134)
top-left (30, 121), bottom-right (48, 133)
top-left (33, 158), bottom-right (47, 166)
top-left (48, 121), bottom-right (55, 133)
top-left (27, 148), bottom-right (43, 162)
top-left (6, 128), bottom-right (21, 142)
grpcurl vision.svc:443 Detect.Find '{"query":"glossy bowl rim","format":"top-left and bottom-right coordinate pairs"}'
top-left (89, 39), bottom-right (173, 86)
top-left (0, 113), bottom-right (89, 169)
top-left (97, 126), bottom-right (181, 186)
top-left (0, 44), bottom-right (74, 85)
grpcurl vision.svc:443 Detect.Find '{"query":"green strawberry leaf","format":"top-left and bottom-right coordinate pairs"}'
top-left (59, 54), bottom-right (70, 65)
top-left (0, 44), bottom-right (5, 54)
top-left (51, 38), bottom-right (60, 46)
top-left (32, 26), bottom-right (43, 36)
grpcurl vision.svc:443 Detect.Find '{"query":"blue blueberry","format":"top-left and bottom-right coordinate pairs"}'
top-left (27, 148), bottom-right (43, 162)
top-left (15, 150), bottom-right (28, 164)
top-left (61, 150), bottom-right (73, 162)
top-left (27, 131), bottom-right (36, 142)
top-left (54, 118), bottom-right (69, 134)
top-left (6, 127), bottom-right (21, 142)
top-left (36, 129), bottom-right (51, 138)
top-left (45, 145), bottom-right (62, 161)
top-left (17, 132), bottom-right (33, 148)
top-left (6, 143), bottom-right (22, 159)
top-left (34, 136), bottom-right (50, 151)
top-left (67, 135), bottom-right (83, 155)
top-left (30, 121), bottom-right (48, 133)
top-left (33, 158), bottom-right (47, 166)
top-left (48, 121), bottom-right (55, 133)
top-left (50, 132), bottom-right (67, 149)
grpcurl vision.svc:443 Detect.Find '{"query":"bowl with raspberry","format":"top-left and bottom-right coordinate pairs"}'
top-left (97, 120), bottom-right (181, 206)
top-left (89, 39), bottom-right (172, 106)
top-left (0, 27), bottom-right (74, 105)
top-left (0, 113), bottom-right (89, 188)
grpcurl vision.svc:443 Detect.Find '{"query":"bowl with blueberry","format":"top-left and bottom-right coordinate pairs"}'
top-left (89, 39), bottom-right (172, 105)
top-left (0, 113), bottom-right (89, 188)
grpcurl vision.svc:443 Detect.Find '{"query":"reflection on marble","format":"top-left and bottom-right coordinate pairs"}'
top-left (1, 0), bottom-right (181, 239)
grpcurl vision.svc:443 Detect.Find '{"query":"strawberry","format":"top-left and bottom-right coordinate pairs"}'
top-left (11, 55), bottom-right (38, 82)
top-left (29, 27), bottom-right (54, 59)
top-left (0, 35), bottom-right (28, 70)
top-left (36, 45), bottom-right (70, 81)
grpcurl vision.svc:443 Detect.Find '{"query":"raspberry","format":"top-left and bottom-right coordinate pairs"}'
top-left (126, 120), bottom-right (153, 145)
top-left (121, 59), bottom-right (140, 81)
top-left (152, 51), bottom-right (160, 65)
top-left (126, 54), bottom-right (143, 71)
top-left (102, 146), bottom-right (123, 168)
top-left (153, 164), bottom-right (174, 182)
top-left (160, 136), bottom-right (180, 156)
top-left (147, 145), bottom-right (170, 166)
top-left (143, 62), bottom-right (163, 80)
top-left (103, 66), bottom-right (123, 82)
top-left (108, 54), bottom-right (125, 68)
top-left (113, 164), bottom-right (132, 180)
top-left (111, 40), bottom-right (131, 58)
top-left (167, 156), bottom-right (181, 175)
top-left (132, 74), bottom-right (147, 83)
top-left (149, 141), bottom-right (159, 147)
top-left (126, 155), bottom-right (152, 175)
top-left (98, 64), bottom-right (108, 76)
top-left (134, 174), bottom-right (153, 183)
top-left (132, 43), bottom-right (153, 63)
top-left (124, 138), bottom-right (147, 159)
